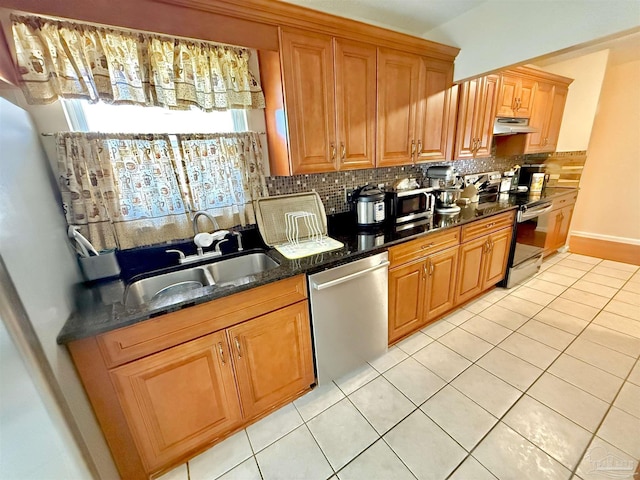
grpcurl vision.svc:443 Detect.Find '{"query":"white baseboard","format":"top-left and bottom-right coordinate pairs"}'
top-left (571, 231), bottom-right (640, 246)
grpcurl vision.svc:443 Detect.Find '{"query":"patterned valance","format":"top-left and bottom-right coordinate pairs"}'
top-left (11, 15), bottom-right (265, 111)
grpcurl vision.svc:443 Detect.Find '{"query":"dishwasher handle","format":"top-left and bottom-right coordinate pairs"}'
top-left (311, 261), bottom-right (390, 291)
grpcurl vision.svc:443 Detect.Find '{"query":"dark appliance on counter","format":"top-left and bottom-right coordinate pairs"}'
top-left (352, 184), bottom-right (386, 227)
top-left (518, 164), bottom-right (548, 193)
top-left (386, 186), bottom-right (435, 230)
top-left (501, 197), bottom-right (554, 288)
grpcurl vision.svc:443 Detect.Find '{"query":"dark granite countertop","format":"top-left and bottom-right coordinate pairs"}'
top-left (57, 187), bottom-right (577, 344)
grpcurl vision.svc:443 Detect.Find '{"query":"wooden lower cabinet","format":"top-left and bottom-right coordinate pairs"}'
top-left (455, 228), bottom-right (513, 305)
top-left (228, 301), bottom-right (314, 419)
top-left (388, 245), bottom-right (458, 344)
top-left (545, 204), bottom-right (574, 254)
top-left (68, 276), bottom-right (314, 480)
top-left (110, 331), bottom-right (242, 473)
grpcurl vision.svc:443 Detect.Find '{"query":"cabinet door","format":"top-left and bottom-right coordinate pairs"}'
top-left (474, 75), bottom-right (499, 157)
top-left (544, 209), bottom-right (563, 254)
top-left (388, 259), bottom-right (426, 344)
top-left (454, 75), bottom-right (498, 159)
top-left (497, 74), bottom-right (535, 118)
top-left (525, 81), bottom-right (554, 154)
top-left (377, 48), bottom-right (421, 166)
top-left (544, 85), bottom-right (568, 152)
top-left (556, 205), bottom-right (574, 249)
top-left (424, 246), bottom-right (459, 321)
top-left (228, 301), bottom-right (314, 419)
top-left (455, 236), bottom-right (487, 305)
top-left (335, 39), bottom-right (377, 170)
top-left (415, 58), bottom-right (455, 162)
top-left (483, 228), bottom-right (512, 289)
top-left (281, 29), bottom-right (337, 173)
top-left (110, 332), bottom-right (242, 472)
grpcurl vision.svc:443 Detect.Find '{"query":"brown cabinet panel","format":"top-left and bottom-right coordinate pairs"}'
top-left (377, 48), bottom-right (421, 166)
top-left (545, 85), bottom-right (568, 152)
top-left (454, 75), bottom-right (498, 159)
top-left (335, 39), bottom-right (377, 170)
top-left (415, 58), bottom-right (455, 162)
top-left (525, 81), bottom-right (554, 153)
top-left (455, 236), bottom-right (487, 305)
top-left (545, 204), bottom-right (574, 253)
top-left (110, 331), bottom-right (242, 472)
top-left (497, 74), bottom-right (535, 118)
top-left (388, 260), bottom-right (427, 344)
top-left (461, 211), bottom-right (515, 243)
top-left (228, 301), bottom-right (314, 419)
top-left (388, 227), bottom-right (460, 267)
top-left (483, 229), bottom-right (512, 289)
top-left (281, 29), bottom-right (337, 173)
top-left (424, 246), bottom-right (459, 320)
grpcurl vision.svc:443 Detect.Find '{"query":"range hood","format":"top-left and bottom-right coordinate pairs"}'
top-left (493, 117), bottom-right (538, 135)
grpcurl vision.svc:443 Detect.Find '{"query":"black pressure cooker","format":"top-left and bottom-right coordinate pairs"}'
top-left (352, 184), bottom-right (386, 227)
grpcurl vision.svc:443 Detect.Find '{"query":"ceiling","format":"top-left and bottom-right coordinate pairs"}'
top-left (278, 0), bottom-right (487, 37)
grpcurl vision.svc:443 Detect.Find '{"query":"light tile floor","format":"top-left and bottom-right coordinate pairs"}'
top-left (161, 252), bottom-right (640, 480)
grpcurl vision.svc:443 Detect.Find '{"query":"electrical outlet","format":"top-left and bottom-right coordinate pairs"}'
top-left (344, 187), bottom-right (354, 204)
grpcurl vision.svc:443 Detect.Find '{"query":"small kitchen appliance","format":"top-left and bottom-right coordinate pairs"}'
top-left (386, 185), bottom-right (435, 228)
top-left (352, 184), bottom-right (386, 227)
top-left (426, 165), bottom-right (457, 189)
top-left (433, 188), bottom-right (462, 214)
top-left (518, 164), bottom-right (548, 193)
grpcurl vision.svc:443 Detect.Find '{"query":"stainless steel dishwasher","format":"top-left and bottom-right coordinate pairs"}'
top-left (308, 251), bottom-right (389, 384)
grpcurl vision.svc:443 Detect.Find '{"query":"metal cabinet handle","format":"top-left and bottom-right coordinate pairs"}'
top-left (417, 139), bottom-right (422, 157)
top-left (340, 142), bottom-right (346, 162)
top-left (484, 240), bottom-right (490, 253)
top-left (422, 264), bottom-right (428, 279)
top-left (429, 261), bottom-right (434, 276)
top-left (330, 143), bottom-right (336, 161)
top-left (217, 342), bottom-right (225, 365)
top-left (234, 337), bottom-right (242, 358)
top-left (485, 222), bottom-right (496, 228)
top-left (411, 139), bottom-right (416, 162)
top-left (420, 242), bottom-right (435, 250)
top-left (489, 240), bottom-right (494, 252)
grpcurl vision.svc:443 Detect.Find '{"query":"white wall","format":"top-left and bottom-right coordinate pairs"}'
top-left (0, 95), bottom-right (119, 479)
top-left (0, 314), bottom-right (89, 479)
top-left (535, 50), bottom-right (609, 152)
top-left (424, 0), bottom-right (640, 82)
top-left (570, 34), bottom-right (640, 242)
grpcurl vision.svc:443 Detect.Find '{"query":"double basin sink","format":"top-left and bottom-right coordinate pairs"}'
top-left (124, 251), bottom-right (280, 309)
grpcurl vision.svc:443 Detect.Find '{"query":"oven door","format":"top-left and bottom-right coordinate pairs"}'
top-left (513, 202), bottom-right (554, 265)
top-left (503, 201), bottom-right (553, 288)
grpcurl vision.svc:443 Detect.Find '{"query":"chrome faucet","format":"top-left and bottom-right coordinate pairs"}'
top-left (192, 210), bottom-right (220, 236)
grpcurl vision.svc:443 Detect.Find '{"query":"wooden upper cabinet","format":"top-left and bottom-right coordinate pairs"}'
top-left (279, 30), bottom-right (376, 173)
top-left (415, 58), bottom-right (456, 162)
top-left (280, 29), bottom-right (337, 173)
top-left (497, 73), bottom-right (536, 118)
top-left (454, 75), bottom-right (499, 159)
top-left (334, 39), bottom-right (377, 170)
top-left (377, 48), bottom-right (421, 167)
top-left (227, 301), bottom-right (314, 419)
top-left (526, 80), bottom-right (570, 154)
top-left (110, 331), bottom-right (242, 472)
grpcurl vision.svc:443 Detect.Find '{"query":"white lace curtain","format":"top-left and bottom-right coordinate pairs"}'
top-left (11, 15), bottom-right (265, 111)
top-left (56, 132), bottom-right (267, 250)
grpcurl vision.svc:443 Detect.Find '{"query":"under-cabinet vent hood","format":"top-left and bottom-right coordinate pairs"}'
top-left (493, 117), bottom-right (538, 135)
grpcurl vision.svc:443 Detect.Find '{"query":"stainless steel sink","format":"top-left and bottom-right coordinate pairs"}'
top-left (204, 252), bottom-right (280, 285)
top-left (124, 251), bottom-right (280, 308)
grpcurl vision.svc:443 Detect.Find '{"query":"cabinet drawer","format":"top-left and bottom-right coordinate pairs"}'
top-left (551, 191), bottom-right (578, 210)
top-left (389, 227), bottom-right (460, 267)
top-left (461, 211), bottom-right (515, 243)
top-left (98, 275), bottom-right (307, 368)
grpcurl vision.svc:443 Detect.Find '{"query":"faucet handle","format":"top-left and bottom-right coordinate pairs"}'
top-left (232, 230), bottom-right (243, 251)
top-left (214, 238), bottom-right (230, 253)
top-left (166, 249), bottom-right (186, 260)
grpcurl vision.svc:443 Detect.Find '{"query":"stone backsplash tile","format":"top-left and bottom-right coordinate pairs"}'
top-left (266, 156), bottom-right (519, 214)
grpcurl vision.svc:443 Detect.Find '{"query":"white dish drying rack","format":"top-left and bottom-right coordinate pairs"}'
top-left (255, 193), bottom-right (344, 260)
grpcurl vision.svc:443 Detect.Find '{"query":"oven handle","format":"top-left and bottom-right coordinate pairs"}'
top-left (518, 203), bottom-right (553, 222)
